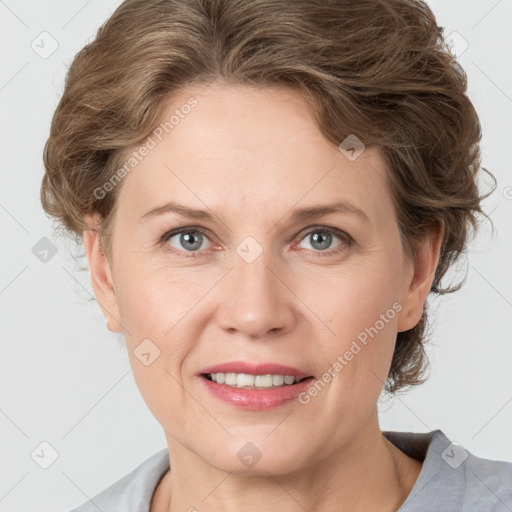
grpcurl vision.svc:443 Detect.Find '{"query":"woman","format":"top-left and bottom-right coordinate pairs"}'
top-left (41, 0), bottom-right (512, 511)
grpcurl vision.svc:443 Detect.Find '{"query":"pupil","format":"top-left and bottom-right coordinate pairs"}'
top-left (178, 231), bottom-right (332, 252)
top-left (182, 231), bottom-right (202, 251)
top-left (311, 232), bottom-right (331, 250)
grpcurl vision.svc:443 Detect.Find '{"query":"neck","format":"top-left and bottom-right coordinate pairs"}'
top-left (152, 410), bottom-right (422, 512)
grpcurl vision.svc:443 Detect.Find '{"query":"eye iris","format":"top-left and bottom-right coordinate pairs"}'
top-left (168, 229), bottom-right (341, 254)
top-left (310, 231), bottom-right (332, 250)
top-left (180, 231), bottom-right (203, 251)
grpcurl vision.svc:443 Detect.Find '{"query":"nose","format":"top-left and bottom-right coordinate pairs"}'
top-left (216, 247), bottom-right (296, 339)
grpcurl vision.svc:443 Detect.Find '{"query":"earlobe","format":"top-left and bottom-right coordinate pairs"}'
top-left (83, 214), bottom-right (123, 333)
top-left (397, 223), bottom-right (444, 333)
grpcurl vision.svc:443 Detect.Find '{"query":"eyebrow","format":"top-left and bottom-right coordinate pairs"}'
top-left (139, 199), bottom-right (369, 224)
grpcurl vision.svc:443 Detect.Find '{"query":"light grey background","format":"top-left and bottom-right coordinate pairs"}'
top-left (1, 1), bottom-right (511, 511)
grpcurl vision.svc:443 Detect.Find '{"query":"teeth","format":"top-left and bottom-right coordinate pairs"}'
top-left (208, 372), bottom-right (303, 388)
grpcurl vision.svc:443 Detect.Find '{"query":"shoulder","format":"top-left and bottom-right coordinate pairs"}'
top-left (384, 429), bottom-right (512, 512)
top-left (455, 442), bottom-right (512, 510)
top-left (67, 448), bottom-right (170, 512)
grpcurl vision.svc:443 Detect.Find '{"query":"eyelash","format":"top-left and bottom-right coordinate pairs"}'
top-left (159, 225), bottom-right (353, 259)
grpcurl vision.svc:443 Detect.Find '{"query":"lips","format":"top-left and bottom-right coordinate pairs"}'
top-left (199, 370), bottom-right (316, 410)
top-left (197, 361), bottom-right (313, 379)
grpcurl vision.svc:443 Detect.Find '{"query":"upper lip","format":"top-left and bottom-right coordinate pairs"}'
top-left (198, 361), bottom-right (312, 379)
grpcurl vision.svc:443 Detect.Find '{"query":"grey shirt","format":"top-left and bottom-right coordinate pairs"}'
top-left (69, 429), bottom-right (512, 511)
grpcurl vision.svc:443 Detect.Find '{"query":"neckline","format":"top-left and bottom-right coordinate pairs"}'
top-left (383, 429), bottom-right (446, 511)
top-left (149, 429), bottom-right (444, 511)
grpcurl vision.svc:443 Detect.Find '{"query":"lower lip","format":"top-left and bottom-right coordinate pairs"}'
top-left (198, 375), bottom-right (316, 410)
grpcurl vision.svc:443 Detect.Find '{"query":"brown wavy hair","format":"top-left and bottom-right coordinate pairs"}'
top-left (40, 0), bottom-right (496, 395)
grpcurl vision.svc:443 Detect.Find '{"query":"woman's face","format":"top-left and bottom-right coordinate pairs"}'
top-left (85, 82), bottom-right (438, 475)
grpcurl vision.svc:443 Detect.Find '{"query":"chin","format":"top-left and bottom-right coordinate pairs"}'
top-left (201, 439), bottom-right (312, 476)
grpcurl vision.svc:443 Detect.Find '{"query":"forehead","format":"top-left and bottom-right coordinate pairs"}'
top-left (114, 83), bottom-right (393, 228)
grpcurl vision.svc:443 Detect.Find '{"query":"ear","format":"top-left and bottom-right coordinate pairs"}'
top-left (83, 214), bottom-right (123, 333)
top-left (397, 223), bottom-right (444, 333)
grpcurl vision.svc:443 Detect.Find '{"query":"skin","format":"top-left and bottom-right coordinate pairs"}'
top-left (83, 82), bottom-right (443, 512)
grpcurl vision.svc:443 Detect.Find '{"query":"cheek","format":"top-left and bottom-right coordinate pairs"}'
top-left (115, 265), bottom-right (199, 422)
top-left (307, 254), bottom-right (401, 386)
top-left (113, 260), bottom-right (207, 389)
top-left (306, 255), bottom-right (401, 336)
top-left (113, 254), bottom-right (200, 336)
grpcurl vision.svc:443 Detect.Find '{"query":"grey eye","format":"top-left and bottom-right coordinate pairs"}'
top-left (167, 230), bottom-right (209, 252)
top-left (300, 230), bottom-right (342, 252)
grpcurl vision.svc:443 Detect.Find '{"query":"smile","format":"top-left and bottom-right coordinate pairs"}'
top-left (204, 372), bottom-right (307, 389)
